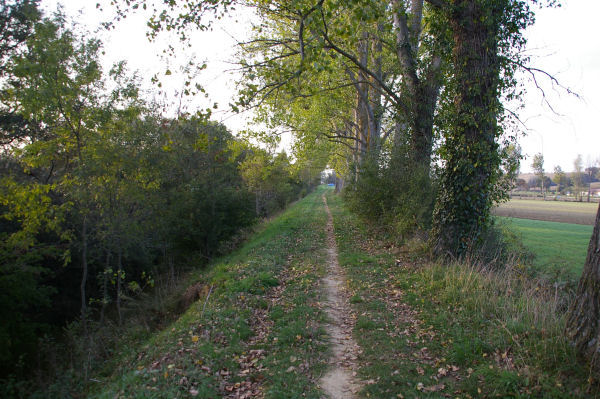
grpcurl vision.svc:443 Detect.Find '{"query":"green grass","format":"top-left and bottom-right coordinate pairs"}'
top-left (86, 188), bottom-right (331, 399)
top-left (327, 190), bottom-right (595, 398)
top-left (499, 217), bottom-right (593, 279)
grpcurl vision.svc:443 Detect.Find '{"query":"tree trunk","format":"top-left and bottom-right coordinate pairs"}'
top-left (391, 0), bottom-right (442, 169)
top-left (100, 251), bottom-right (110, 326)
top-left (566, 202), bottom-right (600, 371)
top-left (116, 246), bottom-right (123, 326)
top-left (80, 216), bottom-right (88, 332)
top-left (431, 0), bottom-right (503, 255)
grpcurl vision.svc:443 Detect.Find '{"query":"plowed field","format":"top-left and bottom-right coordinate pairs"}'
top-left (493, 199), bottom-right (598, 225)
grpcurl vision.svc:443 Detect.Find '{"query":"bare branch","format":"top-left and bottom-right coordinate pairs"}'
top-left (508, 58), bottom-right (580, 115)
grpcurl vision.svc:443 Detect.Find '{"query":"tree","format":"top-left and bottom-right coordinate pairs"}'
top-left (0, 0), bottom-right (40, 74)
top-left (429, 0), bottom-right (535, 255)
top-left (573, 154), bottom-right (584, 201)
top-left (552, 165), bottom-right (567, 194)
top-left (113, 0), bottom-right (552, 256)
top-left (566, 202), bottom-right (600, 373)
top-left (531, 152), bottom-right (545, 196)
top-left (585, 164), bottom-right (599, 203)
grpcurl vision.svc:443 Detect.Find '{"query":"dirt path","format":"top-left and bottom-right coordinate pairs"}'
top-left (320, 195), bottom-right (361, 399)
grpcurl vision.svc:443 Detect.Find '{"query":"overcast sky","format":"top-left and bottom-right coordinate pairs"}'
top-left (41, 0), bottom-right (599, 173)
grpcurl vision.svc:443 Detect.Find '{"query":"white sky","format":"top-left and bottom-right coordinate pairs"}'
top-left (518, 0), bottom-right (600, 172)
top-left (42, 0), bottom-right (254, 131)
top-left (41, 0), bottom-right (600, 173)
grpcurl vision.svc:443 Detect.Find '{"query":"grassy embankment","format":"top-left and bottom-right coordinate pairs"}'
top-left (88, 188), bottom-right (331, 399)
top-left (327, 190), bottom-right (595, 398)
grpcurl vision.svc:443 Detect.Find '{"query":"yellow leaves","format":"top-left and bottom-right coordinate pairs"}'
top-left (191, 335), bottom-right (199, 343)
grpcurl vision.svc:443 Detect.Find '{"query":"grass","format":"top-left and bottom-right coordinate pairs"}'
top-left (326, 190), bottom-right (596, 398)
top-left (499, 217), bottom-right (593, 279)
top-left (83, 188), bottom-right (331, 399)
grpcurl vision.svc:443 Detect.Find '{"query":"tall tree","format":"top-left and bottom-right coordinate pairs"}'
top-left (531, 152), bottom-right (545, 196)
top-left (573, 154), bottom-right (584, 201)
top-left (429, 0), bottom-right (535, 255)
top-left (552, 165), bottom-right (567, 194)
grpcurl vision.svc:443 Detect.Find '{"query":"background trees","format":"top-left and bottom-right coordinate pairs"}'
top-left (532, 153), bottom-right (546, 196)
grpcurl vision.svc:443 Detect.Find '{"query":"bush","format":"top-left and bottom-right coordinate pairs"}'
top-left (344, 145), bottom-right (436, 240)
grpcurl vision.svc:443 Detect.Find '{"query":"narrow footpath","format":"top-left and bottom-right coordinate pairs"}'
top-left (319, 195), bottom-right (362, 399)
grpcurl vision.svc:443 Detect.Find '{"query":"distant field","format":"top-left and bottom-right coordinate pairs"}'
top-left (493, 199), bottom-right (598, 225)
top-left (499, 217), bottom-right (593, 278)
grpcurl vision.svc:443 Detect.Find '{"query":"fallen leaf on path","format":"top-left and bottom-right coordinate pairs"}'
top-left (423, 383), bottom-right (445, 392)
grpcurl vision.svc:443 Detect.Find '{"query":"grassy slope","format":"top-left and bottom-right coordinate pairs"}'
top-left (90, 188), bottom-right (331, 399)
top-left (499, 217), bottom-right (593, 279)
top-left (327, 191), bottom-right (594, 398)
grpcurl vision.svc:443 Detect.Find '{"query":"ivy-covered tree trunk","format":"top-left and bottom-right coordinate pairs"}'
top-left (565, 202), bottom-right (600, 371)
top-left (431, 0), bottom-right (503, 255)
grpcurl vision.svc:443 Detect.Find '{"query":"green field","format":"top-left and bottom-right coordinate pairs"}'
top-left (500, 217), bottom-right (593, 278)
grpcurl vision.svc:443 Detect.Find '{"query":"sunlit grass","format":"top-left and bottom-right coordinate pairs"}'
top-left (499, 217), bottom-right (592, 279)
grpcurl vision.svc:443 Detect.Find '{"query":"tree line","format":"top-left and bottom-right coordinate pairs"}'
top-left (528, 152), bottom-right (600, 201)
top-left (0, 0), bottom-right (323, 382)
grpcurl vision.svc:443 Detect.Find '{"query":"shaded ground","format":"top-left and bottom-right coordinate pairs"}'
top-left (493, 199), bottom-right (598, 225)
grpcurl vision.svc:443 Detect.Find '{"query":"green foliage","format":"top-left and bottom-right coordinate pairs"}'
top-left (0, 0), bottom-right (40, 74)
top-left (345, 146), bottom-right (436, 239)
top-left (239, 147), bottom-right (319, 217)
top-left (0, 8), bottom-right (309, 385)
